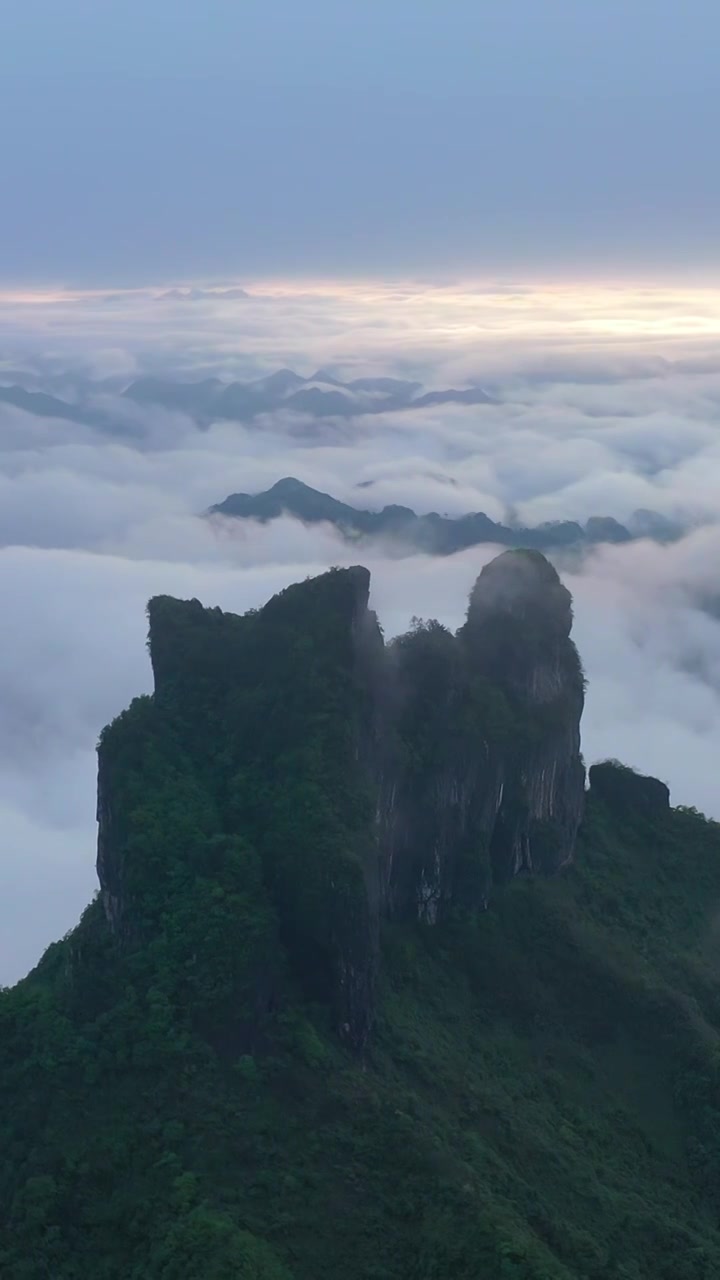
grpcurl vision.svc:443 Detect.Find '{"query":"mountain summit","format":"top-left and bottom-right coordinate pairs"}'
top-left (97, 553), bottom-right (585, 1052)
top-left (3, 553), bottom-right (720, 1278)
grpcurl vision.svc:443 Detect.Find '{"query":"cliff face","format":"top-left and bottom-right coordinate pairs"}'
top-left (464, 551), bottom-right (586, 882)
top-left (97, 566), bottom-right (382, 1052)
top-left (96, 550), bottom-right (585, 1048)
top-left (96, 749), bottom-right (122, 934)
top-left (377, 550), bottom-right (585, 923)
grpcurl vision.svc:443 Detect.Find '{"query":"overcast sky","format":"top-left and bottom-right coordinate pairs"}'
top-left (1, 0), bottom-right (718, 284)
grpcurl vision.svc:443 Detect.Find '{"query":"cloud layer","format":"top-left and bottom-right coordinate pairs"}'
top-left (1, 281), bottom-right (719, 984)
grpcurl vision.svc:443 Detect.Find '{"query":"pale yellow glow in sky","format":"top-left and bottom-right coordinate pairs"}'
top-left (2, 280), bottom-right (719, 378)
top-left (3, 279), bottom-right (720, 338)
top-left (248, 280), bottom-right (720, 340)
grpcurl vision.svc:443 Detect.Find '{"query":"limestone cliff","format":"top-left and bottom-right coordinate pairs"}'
top-left (378, 550), bottom-right (585, 922)
top-left (463, 550), bottom-right (586, 882)
top-left (96, 550), bottom-right (586, 1048)
top-left (97, 567), bottom-right (382, 1052)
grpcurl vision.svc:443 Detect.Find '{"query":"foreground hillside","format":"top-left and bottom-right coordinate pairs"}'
top-left (2, 555), bottom-right (720, 1279)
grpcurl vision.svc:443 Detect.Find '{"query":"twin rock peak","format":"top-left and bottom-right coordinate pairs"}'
top-left (97, 549), bottom-right (587, 1050)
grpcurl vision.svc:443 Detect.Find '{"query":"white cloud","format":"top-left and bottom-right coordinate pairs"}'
top-left (2, 280), bottom-right (720, 982)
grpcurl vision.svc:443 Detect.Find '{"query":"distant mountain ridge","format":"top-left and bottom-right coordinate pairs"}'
top-left (0, 383), bottom-right (100, 426)
top-left (0, 367), bottom-right (496, 429)
top-left (0, 365), bottom-right (495, 433)
top-left (209, 476), bottom-right (683, 555)
top-left (122, 368), bottom-right (496, 421)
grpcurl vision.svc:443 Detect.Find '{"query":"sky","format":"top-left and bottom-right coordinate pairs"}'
top-left (1, 4), bottom-right (719, 983)
top-left (2, 1), bottom-right (719, 283)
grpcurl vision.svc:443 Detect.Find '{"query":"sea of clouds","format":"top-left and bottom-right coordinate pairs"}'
top-left (1, 280), bottom-right (720, 983)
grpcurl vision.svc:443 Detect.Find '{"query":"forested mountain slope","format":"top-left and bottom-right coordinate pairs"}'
top-left (2, 553), bottom-right (720, 1279)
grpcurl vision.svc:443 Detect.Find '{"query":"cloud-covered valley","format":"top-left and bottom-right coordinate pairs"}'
top-left (1, 281), bottom-right (720, 984)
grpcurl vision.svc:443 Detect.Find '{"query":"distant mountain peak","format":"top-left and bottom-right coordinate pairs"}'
top-left (250, 368), bottom-right (305, 393)
top-left (269, 476), bottom-right (317, 495)
top-left (208, 478), bottom-right (680, 557)
top-left (156, 286), bottom-right (249, 301)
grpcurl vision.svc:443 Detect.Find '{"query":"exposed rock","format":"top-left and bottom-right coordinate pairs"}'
top-left (96, 552), bottom-right (586, 1048)
top-left (464, 551), bottom-right (585, 880)
top-left (96, 749), bottom-right (123, 933)
top-left (377, 551), bottom-right (586, 922)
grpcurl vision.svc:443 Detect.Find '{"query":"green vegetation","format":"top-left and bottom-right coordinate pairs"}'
top-left (2, 565), bottom-right (720, 1278)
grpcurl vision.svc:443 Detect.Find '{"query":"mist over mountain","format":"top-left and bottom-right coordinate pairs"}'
top-left (210, 476), bottom-right (683, 556)
top-left (2, 281), bottom-right (720, 998)
top-left (0, 366), bottom-right (494, 434)
top-left (3, 556), bottom-right (720, 1277)
top-left (122, 368), bottom-right (495, 421)
top-left (5, 1), bottom-right (720, 1269)
top-left (0, 383), bottom-right (102, 428)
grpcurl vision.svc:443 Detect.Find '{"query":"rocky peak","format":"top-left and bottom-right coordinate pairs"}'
top-left (96, 553), bottom-right (586, 1049)
top-left (468, 548), bottom-right (573, 630)
top-left (462, 548), bottom-right (584, 718)
top-left (260, 561), bottom-right (371, 624)
top-left (379, 549), bottom-right (585, 920)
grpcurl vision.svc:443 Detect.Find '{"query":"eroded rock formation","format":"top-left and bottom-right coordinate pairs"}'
top-left (96, 551), bottom-right (586, 1048)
